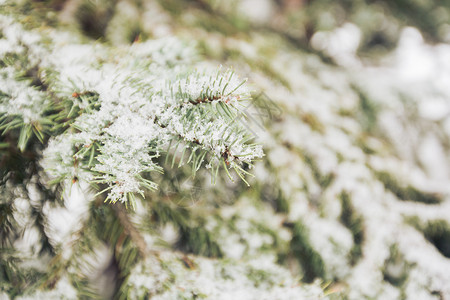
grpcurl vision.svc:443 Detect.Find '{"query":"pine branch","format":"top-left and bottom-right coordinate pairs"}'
top-left (111, 204), bottom-right (148, 258)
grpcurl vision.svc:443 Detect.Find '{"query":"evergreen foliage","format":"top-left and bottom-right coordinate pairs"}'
top-left (1, 0), bottom-right (450, 299)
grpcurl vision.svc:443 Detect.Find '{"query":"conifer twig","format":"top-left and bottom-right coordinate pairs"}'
top-left (111, 204), bottom-right (148, 258)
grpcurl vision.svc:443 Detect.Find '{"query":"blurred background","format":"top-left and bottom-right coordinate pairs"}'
top-left (1, 0), bottom-right (450, 299)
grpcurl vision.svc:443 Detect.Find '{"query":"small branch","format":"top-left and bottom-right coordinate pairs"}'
top-left (112, 204), bottom-right (148, 258)
top-left (189, 95), bottom-right (221, 105)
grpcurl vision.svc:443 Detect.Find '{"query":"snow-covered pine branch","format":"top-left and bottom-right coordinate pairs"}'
top-left (0, 13), bottom-right (263, 208)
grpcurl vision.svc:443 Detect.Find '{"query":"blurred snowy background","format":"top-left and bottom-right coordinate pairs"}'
top-left (1, 0), bottom-right (450, 299)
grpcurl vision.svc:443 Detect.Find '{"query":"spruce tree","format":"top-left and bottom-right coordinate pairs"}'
top-left (1, 0), bottom-right (450, 299)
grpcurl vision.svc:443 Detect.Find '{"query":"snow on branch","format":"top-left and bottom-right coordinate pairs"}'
top-left (0, 15), bottom-right (263, 207)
